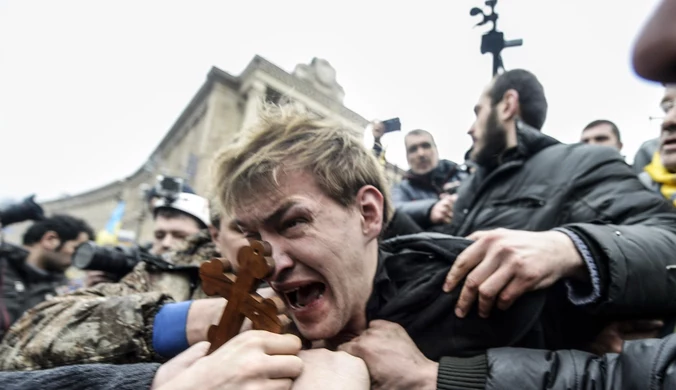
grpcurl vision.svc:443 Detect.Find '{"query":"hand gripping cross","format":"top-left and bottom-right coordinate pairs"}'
top-left (200, 240), bottom-right (290, 354)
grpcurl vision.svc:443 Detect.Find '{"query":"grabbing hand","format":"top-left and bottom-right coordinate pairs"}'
top-left (339, 320), bottom-right (437, 390)
top-left (155, 331), bottom-right (303, 390)
top-left (430, 195), bottom-right (457, 225)
top-left (292, 349), bottom-right (369, 390)
top-left (443, 229), bottom-right (585, 318)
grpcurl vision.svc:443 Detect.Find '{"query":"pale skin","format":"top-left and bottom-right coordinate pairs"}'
top-left (443, 228), bottom-right (585, 319)
top-left (153, 331), bottom-right (304, 390)
top-left (339, 320), bottom-right (437, 390)
top-left (580, 123), bottom-right (623, 151)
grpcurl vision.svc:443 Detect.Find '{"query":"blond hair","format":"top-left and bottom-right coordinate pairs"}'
top-left (212, 103), bottom-right (393, 228)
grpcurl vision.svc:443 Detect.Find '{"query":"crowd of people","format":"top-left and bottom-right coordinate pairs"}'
top-left (2, 1), bottom-right (676, 389)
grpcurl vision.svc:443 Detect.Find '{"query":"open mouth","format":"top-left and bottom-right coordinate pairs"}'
top-left (664, 138), bottom-right (676, 147)
top-left (283, 282), bottom-right (326, 310)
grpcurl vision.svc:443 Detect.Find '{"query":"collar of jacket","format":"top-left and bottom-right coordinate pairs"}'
top-left (644, 151), bottom-right (676, 204)
top-left (366, 232), bottom-right (471, 321)
top-left (477, 120), bottom-right (560, 171)
top-left (405, 160), bottom-right (460, 188)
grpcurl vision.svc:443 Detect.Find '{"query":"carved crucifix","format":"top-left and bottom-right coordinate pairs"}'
top-left (200, 240), bottom-right (290, 354)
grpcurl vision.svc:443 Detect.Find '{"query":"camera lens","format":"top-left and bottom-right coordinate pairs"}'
top-left (73, 241), bottom-right (96, 269)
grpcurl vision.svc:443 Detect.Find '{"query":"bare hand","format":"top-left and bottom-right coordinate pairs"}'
top-left (430, 196), bottom-right (456, 225)
top-left (152, 342), bottom-right (210, 388)
top-left (443, 229), bottom-right (585, 318)
top-left (588, 319), bottom-right (664, 355)
top-left (292, 349), bottom-right (369, 390)
top-left (156, 331), bottom-right (303, 390)
top-left (371, 121), bottom-right (385, 141)
top-left (339, 320), bottom-right (437, 390)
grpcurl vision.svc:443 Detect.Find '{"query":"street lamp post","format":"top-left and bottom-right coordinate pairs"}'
top-left (470, 0), bottom-right (523, 76)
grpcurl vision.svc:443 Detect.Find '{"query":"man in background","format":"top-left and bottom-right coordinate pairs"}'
top-left (392, 129), bottom-right (469, 229)
top-left (580, 119), bottom-right (623, 151)
top-left (0, 215), bottom-right (93, 339)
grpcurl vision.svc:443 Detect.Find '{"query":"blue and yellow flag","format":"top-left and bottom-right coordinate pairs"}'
top-left (96, 200), bottom-right (126, 245)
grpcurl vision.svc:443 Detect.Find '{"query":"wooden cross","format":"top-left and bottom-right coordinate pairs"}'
top-left (200, 240), bottom-right (290, 354)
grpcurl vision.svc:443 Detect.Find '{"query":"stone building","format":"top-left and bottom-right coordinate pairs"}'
top-left (4, 56), bottom-right (404, 244)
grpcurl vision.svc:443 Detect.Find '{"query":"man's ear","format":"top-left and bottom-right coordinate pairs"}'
top-left (498, 89), bottom-right (520, 121)
top-left (40, 231), bottom-right (60, 251)
top-left (355, 185), bottom-right (384, 240)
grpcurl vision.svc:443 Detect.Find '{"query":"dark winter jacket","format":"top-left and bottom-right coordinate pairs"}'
top-left (435, 122), bottom-right (676, 319)
top-left (0, 243), bottom-right (68, 340)
top-left (369, 233), bottom-right (548, 360)
top-left (0, 362), bottom-right (160, 390)
top-left (391, 159), bottom-right (469, 228)
top-left (440, 334), bottom-right (676, 389)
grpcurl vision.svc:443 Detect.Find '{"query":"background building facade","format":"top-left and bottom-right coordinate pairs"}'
top-left (4, 56), bottom-right (404, 244)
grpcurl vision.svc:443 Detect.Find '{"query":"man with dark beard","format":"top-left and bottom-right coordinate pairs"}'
top-left (428, 69), bottom-right (676, 350)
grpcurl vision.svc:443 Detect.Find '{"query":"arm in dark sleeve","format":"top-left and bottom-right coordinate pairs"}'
top-left (0, 363), bottom-right (161, 390)
top-left (560, 146), bottom-right (676, 316)
top-left (391, 183), bottom-right (437, 228)
top-left (437, 335), bottom-right (676, 390)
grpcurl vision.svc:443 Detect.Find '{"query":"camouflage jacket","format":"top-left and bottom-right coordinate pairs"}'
top-left (0, 231), bottom-right (219, 371)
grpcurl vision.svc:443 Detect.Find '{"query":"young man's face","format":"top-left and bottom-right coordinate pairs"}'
top-left (234, 171), bottom-right (383, 342)
top-left (152, 214), bottom-right (201, 255)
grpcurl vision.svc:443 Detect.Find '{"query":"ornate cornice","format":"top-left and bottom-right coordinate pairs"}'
top-left (240, 56), bottom-right (369, 127)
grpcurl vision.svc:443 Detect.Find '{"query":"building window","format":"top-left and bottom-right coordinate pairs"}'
top-left (265, 87), bottom-right (283, 104)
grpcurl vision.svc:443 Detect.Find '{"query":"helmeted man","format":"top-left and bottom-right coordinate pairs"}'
top-left (0, 192), bottom-right (225, 369)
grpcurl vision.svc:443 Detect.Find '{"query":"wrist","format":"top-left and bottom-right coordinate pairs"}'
top-left (186, 298), bottom-right (226, 345)
top-left (551, 231), bottom-right (588, 281)
top-left (421, 361), bottom-right (439, 390)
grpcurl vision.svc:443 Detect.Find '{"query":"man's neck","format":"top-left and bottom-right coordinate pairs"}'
top-left (24, 247), bottom-right (46, 272)
top-left (325, 242), bottom-right (380, 349)
top-left (505, 119), bottom-right (518, 149)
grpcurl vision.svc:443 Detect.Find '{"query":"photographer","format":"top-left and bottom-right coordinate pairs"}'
top-left (0, 191), bottom-right (246, 370)
top-left (0, 213), bottom-right (93, 340)
top-left (85, 181), bottom-right (209, 287)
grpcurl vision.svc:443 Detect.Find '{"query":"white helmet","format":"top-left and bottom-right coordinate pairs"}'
top-left (153, 192), bottom-right (211, 228)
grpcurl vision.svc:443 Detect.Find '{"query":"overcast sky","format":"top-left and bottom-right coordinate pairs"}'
top-left (0, 0), bottom-right (666, 202)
